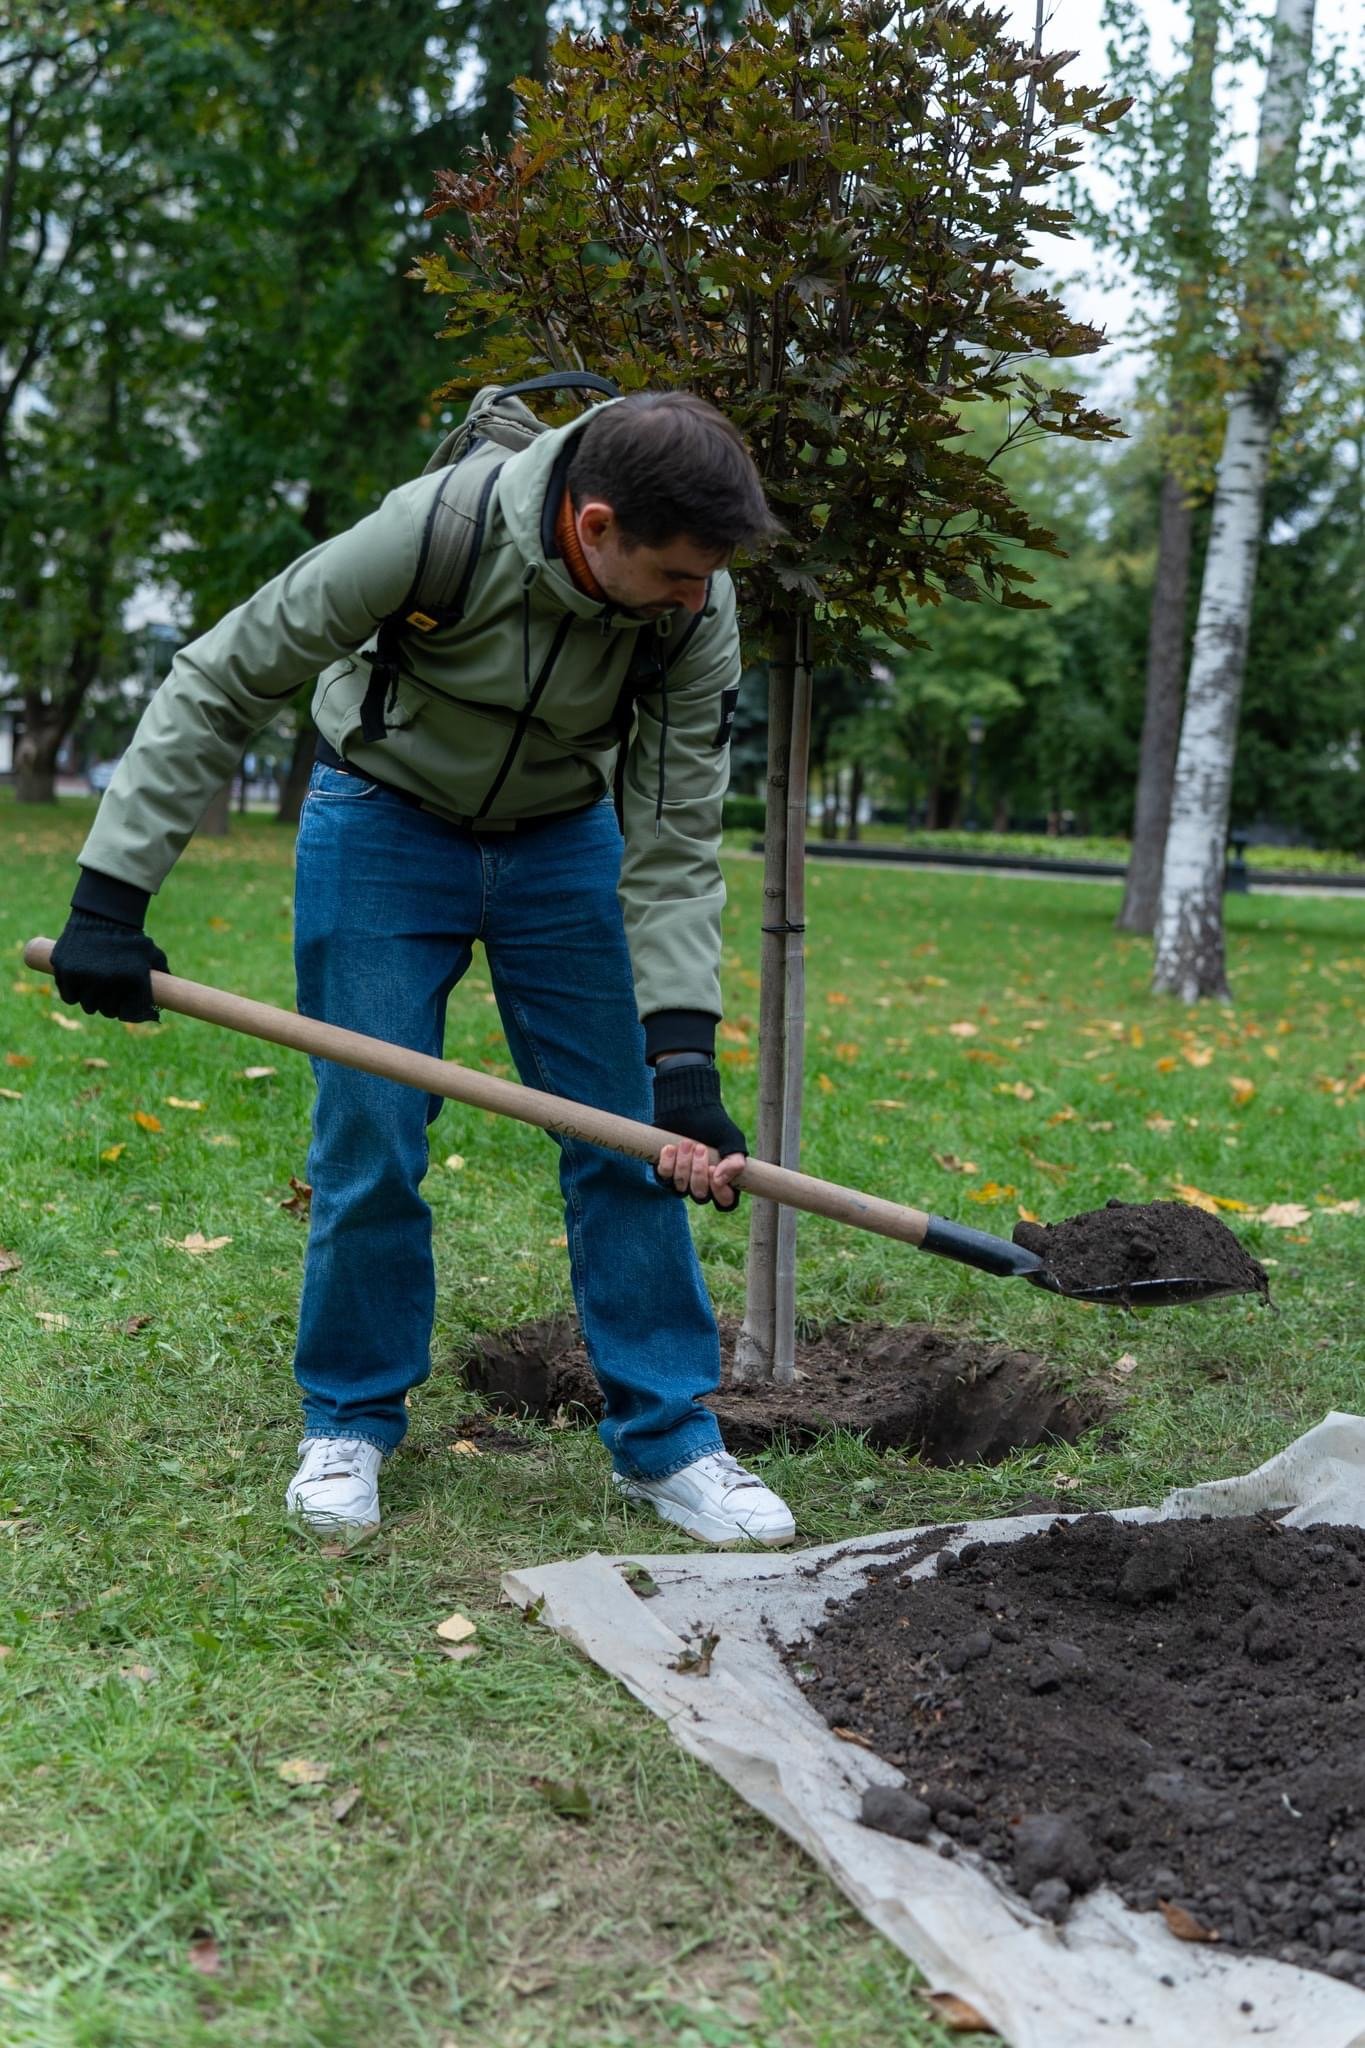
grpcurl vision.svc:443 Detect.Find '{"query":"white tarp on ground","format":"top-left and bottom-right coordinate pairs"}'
top-left (502, 1413), bottom-right (1365, 2047)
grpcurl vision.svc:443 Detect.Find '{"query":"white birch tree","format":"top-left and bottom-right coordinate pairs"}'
top-left (1152, 0), bottom-right (1317, 1001)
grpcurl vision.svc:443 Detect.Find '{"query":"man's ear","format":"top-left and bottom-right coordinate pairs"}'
top-left (576, 500), bottom-right (616, 550)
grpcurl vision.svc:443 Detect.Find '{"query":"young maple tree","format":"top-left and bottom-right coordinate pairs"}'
top-left (419, 0), bottom-right (1124, 1382)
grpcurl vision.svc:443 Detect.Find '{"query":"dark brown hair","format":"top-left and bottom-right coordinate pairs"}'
top-left (566, 391), bottom-right (780, 554)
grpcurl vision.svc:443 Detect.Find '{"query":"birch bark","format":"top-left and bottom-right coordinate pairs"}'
top-left (1152, 0), bottom-right (1316, 1001)
top-left (1116, 0), bottom-right (1219, 936)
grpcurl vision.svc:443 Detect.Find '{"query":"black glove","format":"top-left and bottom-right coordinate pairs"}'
top-left (652, 1056), bottom-right (747, 1209)
top-left (51, 909), bottom-right (168, 1022)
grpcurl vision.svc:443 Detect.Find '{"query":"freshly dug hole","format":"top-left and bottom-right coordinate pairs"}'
top-left (1014, 1197), bottom-right (1270, 1301)
top-left (458, 1315), bottom-right (1106, 1462)
top-left (788, 1513), bottom-right (1365, 1986)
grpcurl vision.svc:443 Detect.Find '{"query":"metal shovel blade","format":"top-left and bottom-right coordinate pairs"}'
top-left (1024, 1270), bottom-right (1257, 1309)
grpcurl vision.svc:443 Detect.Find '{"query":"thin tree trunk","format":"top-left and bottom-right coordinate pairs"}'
top-left (276, 722), bottom-right (316, 825)
top-left (1153, 0), bottom-right (1316, 1002)
top-left (1117, 0), bottom-right (1219, 934)
top-left (197, 780), bottom-right (233, 838)
top-left (12, 714), bottom-right (64, 803)
top-left (733, 630), bottom-right (796, 1383)
top-left (1117, 469), bottom-right (1194, 932)
top-left (846, 757), bottom-right (864, 842)
top-left (819, 756), bottom-right (837, 838)
top-left (773, 617), bottom-right (813, 1387)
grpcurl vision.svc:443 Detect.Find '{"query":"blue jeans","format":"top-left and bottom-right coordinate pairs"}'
top-left (291, 763), bottom-right (725, 1480)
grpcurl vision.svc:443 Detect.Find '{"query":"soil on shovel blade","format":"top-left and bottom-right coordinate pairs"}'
top-left (1014, 1198), bottom-right (1270, 1301)
top-left (788, 1512), bottom-right (1365, 1986)
top-left (458, 1315), bottom-right (1104, 1464)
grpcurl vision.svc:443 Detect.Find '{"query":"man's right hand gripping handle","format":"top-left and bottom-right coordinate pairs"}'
top-left (51, 873), bottom-right (166, 1023)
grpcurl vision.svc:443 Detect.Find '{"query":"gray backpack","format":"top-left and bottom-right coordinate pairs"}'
top-left (359, 371), bottom-right (621, 745)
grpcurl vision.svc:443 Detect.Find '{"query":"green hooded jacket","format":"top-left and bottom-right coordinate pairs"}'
top-left (76, 410), bottom-right (741, 1038)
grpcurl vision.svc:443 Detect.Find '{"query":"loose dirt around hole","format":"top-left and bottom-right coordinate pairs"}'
top-left (459, 1315), bottom-right (1103, 1463)
top-left (790, 1512), bottom-right (1365, 1988)
top-left (1014, 1198), bottom-right (1270, 1302)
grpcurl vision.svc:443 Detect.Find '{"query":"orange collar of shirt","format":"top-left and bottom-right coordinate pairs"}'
top-left (555, 489), bottom-right (606, 602)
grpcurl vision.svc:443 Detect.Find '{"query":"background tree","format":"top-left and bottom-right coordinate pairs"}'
top-left (1081, 0), bottom-right (1224, 932)
top-left (2, 0), bottom-right (564, 813)
top-left (420, 0), bottom-right (1124, 1381)
top-left (0, 5), bottom-right (202, 800)
top-left (1152, 0), bottom-right (1320, 1001)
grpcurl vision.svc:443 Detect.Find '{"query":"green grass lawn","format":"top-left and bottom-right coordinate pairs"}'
top-left (1, 794), bottom-right (1362, 2048)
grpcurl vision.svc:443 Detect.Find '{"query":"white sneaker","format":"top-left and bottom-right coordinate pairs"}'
top-left (286, 1436), bottom-right (382, 1532)
top-left (613, 1449), bottom-right (796, 1548)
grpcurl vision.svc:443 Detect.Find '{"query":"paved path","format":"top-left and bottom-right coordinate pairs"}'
top-left (726, 846), bottom-right (1365, 902)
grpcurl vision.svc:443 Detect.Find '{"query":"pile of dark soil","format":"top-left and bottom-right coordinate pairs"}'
top-left (788, 1513), bottom-right (1365, 1985)
top-left (459, 1315), bottom-right (1104, 1463)
top-left (1014, 1198), bottom-right (1269, 1302)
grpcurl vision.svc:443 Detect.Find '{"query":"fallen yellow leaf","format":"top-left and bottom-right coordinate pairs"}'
top-left (1145, 1114), bottom-right (1174, 1134)
top-left (207, 916), bottom-right (232, 931)
top-left (35, 1311), bottom-right (69, 1329)
top-left (206, 1133), bottom-right (239, 1146)
top-left (932, 1153), bottom-right (979, 1175)
top-left (1256, 1202), bottom-right (1311, 1229)
top-left (451, 1439), bottom-right (483, 1457)
top-left (1171, 1181), bottom-right (1250, 1214)
top-left (966, 1181), bottom-right (1017, 1203)
top-left (1128, 1024), bottom-right (1145, 1049)
top-left (1228, 1076), bottom-right (1256, 1107)
top-left (240, 1066), bottom-right (276, 1081)
top-left (443, 1154), bottom-right (466, 1172)
top-left (833, 1041), bottom-right (861, 1060)
top-left (996, 1081), bottom-right (1035, 1101)
top-left (83, 1057), bottom-right (110, 1070)
top-left (1182, 1045), bottom-right (1213, 1069)
top-left (947, 1021), bottom-right (979, 1039)
top-left (5, 1053), bottom-right (33, 1069)
top-left (870, 1099), bottom-right (907, 1111)
top-left (1016, 1206), bottom-right (1040, 1223)
top-left (0, 1087), bottom-right (21, 1102)
top-left (436, 1612), bottom-right (477, 1644)
top-left (1046, 1106), bottom-right (1077, 1125)
top-left (276, 1758), bottom-right (329, 1786)
top-left (49, 1012), bottom-right (82, 1031)
top-left (816, 1072), bottom-right (835, 1094)
top-left (1154, 1056), bottom-right (1179, 1074)
top-left (915, 1988), bottom-right (998, 2035)
top-left (165, 1097), bottom-right (205, 1112)
top-left (100, 1144), bottom-right (126, 1163)
top-left (132, 1111), bottom-right (162, 1133)
top-left (1318, 1198), bottom-right (1361, 1215)
top-left (173, 1233), bottom-right (232, 1255)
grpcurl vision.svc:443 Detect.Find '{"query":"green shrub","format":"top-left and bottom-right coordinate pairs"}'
top-left (723, 795), bottom-right (768, 833)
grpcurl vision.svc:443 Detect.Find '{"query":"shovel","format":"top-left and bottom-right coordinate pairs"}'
top-left (25, 938), bottom-right (1250, 1308)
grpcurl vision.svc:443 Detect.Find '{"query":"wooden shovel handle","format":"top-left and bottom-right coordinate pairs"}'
top-left (24, 938), bottom-right (934, 1250)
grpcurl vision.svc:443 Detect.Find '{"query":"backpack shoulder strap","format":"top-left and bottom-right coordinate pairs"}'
top-left (358, 450), bottom-right (506, 744)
